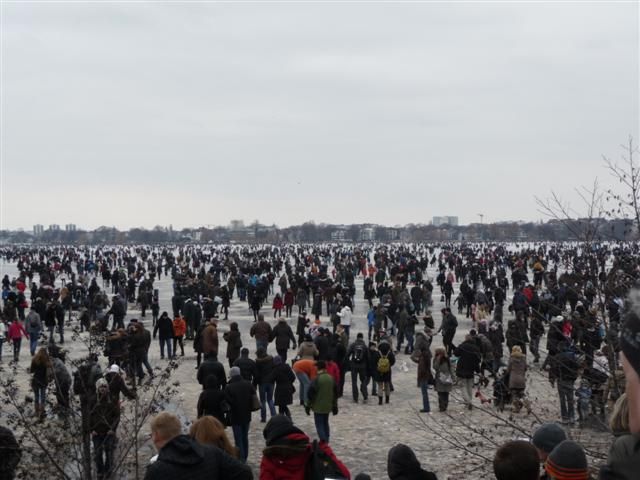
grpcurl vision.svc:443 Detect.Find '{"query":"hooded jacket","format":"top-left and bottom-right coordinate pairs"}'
top-left (387, 443), bottom-right (438, 480)
top-left (259, 419), bottom-right (350, 480)
top-left (144, 435), bottom-right (252, 480)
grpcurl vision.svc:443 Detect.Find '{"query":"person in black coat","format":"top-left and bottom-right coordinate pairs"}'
top-left (224, 367), bottom-right (256, 463)
top-left (145, 411), bottom-right (251, 480)
top-left (197, 375), bottom-right (228, 425)
top-left (153, 312), bottom-right (174, 360)
top-left (197, 354), bottom-right (227, 390)
top-left (255, 349), bottom-right (276, 423)
top-left (371, 339), bottom-right (396, 405)
top-left (454, 335), bottom-right (481, 410)
top-left (270, 318), bottom-right (297, 362)
top-left (233, 348), bottom-right (257, 383)
top-left (267, 355), bottom-right (296, 417)
top-left (314, 328), bottom-right (330, 361)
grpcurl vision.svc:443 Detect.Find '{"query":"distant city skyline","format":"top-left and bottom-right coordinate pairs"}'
top-left (1, 2), bottom-right (638, 230)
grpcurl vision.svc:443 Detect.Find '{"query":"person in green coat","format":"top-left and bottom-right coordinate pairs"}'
top-left (305, 360), bottom-right (338, 443)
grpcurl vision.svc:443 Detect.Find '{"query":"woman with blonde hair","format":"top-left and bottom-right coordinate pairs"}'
top-left (189, 416), bottom-right (238, 458)
top-left (507, 345), bottom-right (530, 413)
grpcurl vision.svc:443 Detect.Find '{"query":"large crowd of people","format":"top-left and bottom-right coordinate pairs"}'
top-left (1, 242), bottom-right (639, 479)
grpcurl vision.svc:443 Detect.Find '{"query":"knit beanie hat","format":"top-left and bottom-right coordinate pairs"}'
top-left (229, 366), bottom-right (241, 378)
top-left (621, 306), bottom-right (640, 378)
top-left (532, 423), bottom-right (567, 454)
top-left (544, 440), bottom-right (589, 480)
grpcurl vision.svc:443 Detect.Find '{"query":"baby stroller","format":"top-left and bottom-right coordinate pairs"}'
top-left (493, 370), bottom-right (511, 412)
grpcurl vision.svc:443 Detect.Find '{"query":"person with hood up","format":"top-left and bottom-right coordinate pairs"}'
top-left (506, 345), bottom-right (531, 414)
top-left (259, 414), bottom-right (350, 480)
top-left (144, 411), bottom-right (252, 480)
top-left (387, 443), bottom-right (437, 480)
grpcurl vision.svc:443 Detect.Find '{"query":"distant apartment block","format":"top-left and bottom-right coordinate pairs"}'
top-left (65, 224), bottom-right (77, 231)
top-left (432, 216), bottom-right (459, 227)
top-left (33, 224), bottom-right (44, 236)
top-left (48, 224), bottom-right (61, 231)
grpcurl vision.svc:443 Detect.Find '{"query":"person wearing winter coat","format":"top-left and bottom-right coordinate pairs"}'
top-left (197, 375), bottom-right (228, 425)
top-left (224, 367), bottom-right (257, 463)
top-left (145, 411), bottom-right (252, 480)
top-left (271, 317), bottom-right (296, 362)
top-left (506, 346), bottom-right (530, 413)
top-left (8, 318), bottom-right (28, 362)
top-left (292, 358), bottom-right (317, 405)
top-left (201, 320), bottom-right (219, 358)
top-left (295, 312), bottom-right (309, 345)
top-left (347, 333), bottom-right (370, 403)
top-left (49, 349), bottom-right (72, 414)
top-left (529, 314), bottom-right (545, 364)
top-left (104, 364), bottom-right (135, 404)
top-left (487, 322), bottom-right (505, 374)
top-left (172, 315), bottom-right (186, 357)
top-left (24, 307), bottom-right (42, 356)
top-left (223, 322), bottom-right (243, 368)
top-left (433, 347), bottom-right (453, 412)
top-left (272, 294), bottom-right (284, 318)
top-left (297, 334), bottom-right (319, 360)
top-left (255, 348), bottom-right (277, 423)
top-left (153, 312), bottom-right (174, 360)
top-left (259, 414), bottom-right (350, 480)
top-left (284, 289), bottom-right (295, 318)
top-left (233, 348), bottom-right (258, 383)
top-left (371, 340), bottom-right (396, 405)
top-left (454, 335), bottom-right (481, 410)
top-left (413, 344), bottom-right (433, 413)
top-left (549, 342), bottom-right (580, 424)
top-left (305, 360), bottom-right (338, 443)
top-left (337, 305), bottom-right (353, 339)
top-left (387, 443), bottom-right (437, 480)
top-left (250, 314), bottom-right (273, 353)
top-left (197, 354), bottom-right (227, 390)
top-left (30, 347), bottom-right (49, 420)
top-left (267, 355), bottom-right (296, 417)
top-left (90, 379), bottom-right (121, 479)
top-left (437, 308), bottom-right (458, 356)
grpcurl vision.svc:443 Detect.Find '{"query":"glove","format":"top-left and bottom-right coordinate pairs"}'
top-left (332, 406), bottom-right (338, 416)
top-left (305, 406), bottom-right (311, 416)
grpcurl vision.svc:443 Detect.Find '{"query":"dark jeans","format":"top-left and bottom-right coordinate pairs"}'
top-left (558, 380), bottom-right (575, 421)
top-left (173, 336), bottom-right (184, 356)
top-left (276, 348), bottom-right (288, 362)
top-left (159, 338), bottom-right (172, 359)
top-left (93, 433), bottom-right (115, 476)
top-left (232, 423), bottom-right (250, 462)
top-left (296, 372), bottom-right (311, 404)
top-left (259, 383), bottom-right (276, 421)
top-left (419, 380), bottom-right (431, 411)
top-left (12, 338), bottom-right (22, 361)
top-left (314, 412), bottom-right (330, 442)
top-left (351, 367), bottom-right (368, 401)
top-left (29, 329), bottom-right (40, 355)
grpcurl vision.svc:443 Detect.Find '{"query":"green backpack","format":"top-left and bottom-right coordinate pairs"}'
top-left (377, 352), bottom-right (391, 374)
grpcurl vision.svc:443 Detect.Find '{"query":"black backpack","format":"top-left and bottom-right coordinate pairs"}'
top-left (305, 440), bottom-right (347, 480)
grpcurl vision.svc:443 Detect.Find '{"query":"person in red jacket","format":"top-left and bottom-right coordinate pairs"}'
top-left (272, 294), bottom-right (284, 318)
top-left (259, 414), bottom-right (350, 480)
top-left (8, 318), bottom-right (29, 362)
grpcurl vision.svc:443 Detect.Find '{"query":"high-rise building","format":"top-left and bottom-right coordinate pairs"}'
top-left (33, 224), bottom-right (44, 236)
top-left (48, 224), bottom-right (60, 231)
top-left (432, 216), bottom-right (459, 227)
top-left (65, 224), bottom-right (77, 231)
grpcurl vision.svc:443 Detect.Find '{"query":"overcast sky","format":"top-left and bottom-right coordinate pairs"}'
top-left (1, 1), bottom-right (638, 230)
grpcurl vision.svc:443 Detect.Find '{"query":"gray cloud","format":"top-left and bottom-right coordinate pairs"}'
top-left (1, 2), bottom-right (638, 229)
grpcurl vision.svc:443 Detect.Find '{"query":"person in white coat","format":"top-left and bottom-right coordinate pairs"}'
top-left (337, 305), bottom-right (353, 340)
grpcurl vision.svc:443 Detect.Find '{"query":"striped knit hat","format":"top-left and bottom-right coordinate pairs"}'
top-left (544, 440), bottom-right (588, 480)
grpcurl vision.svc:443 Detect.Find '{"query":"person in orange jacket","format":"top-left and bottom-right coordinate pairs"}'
top-left (172, 315), bottom-right (186, 357)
